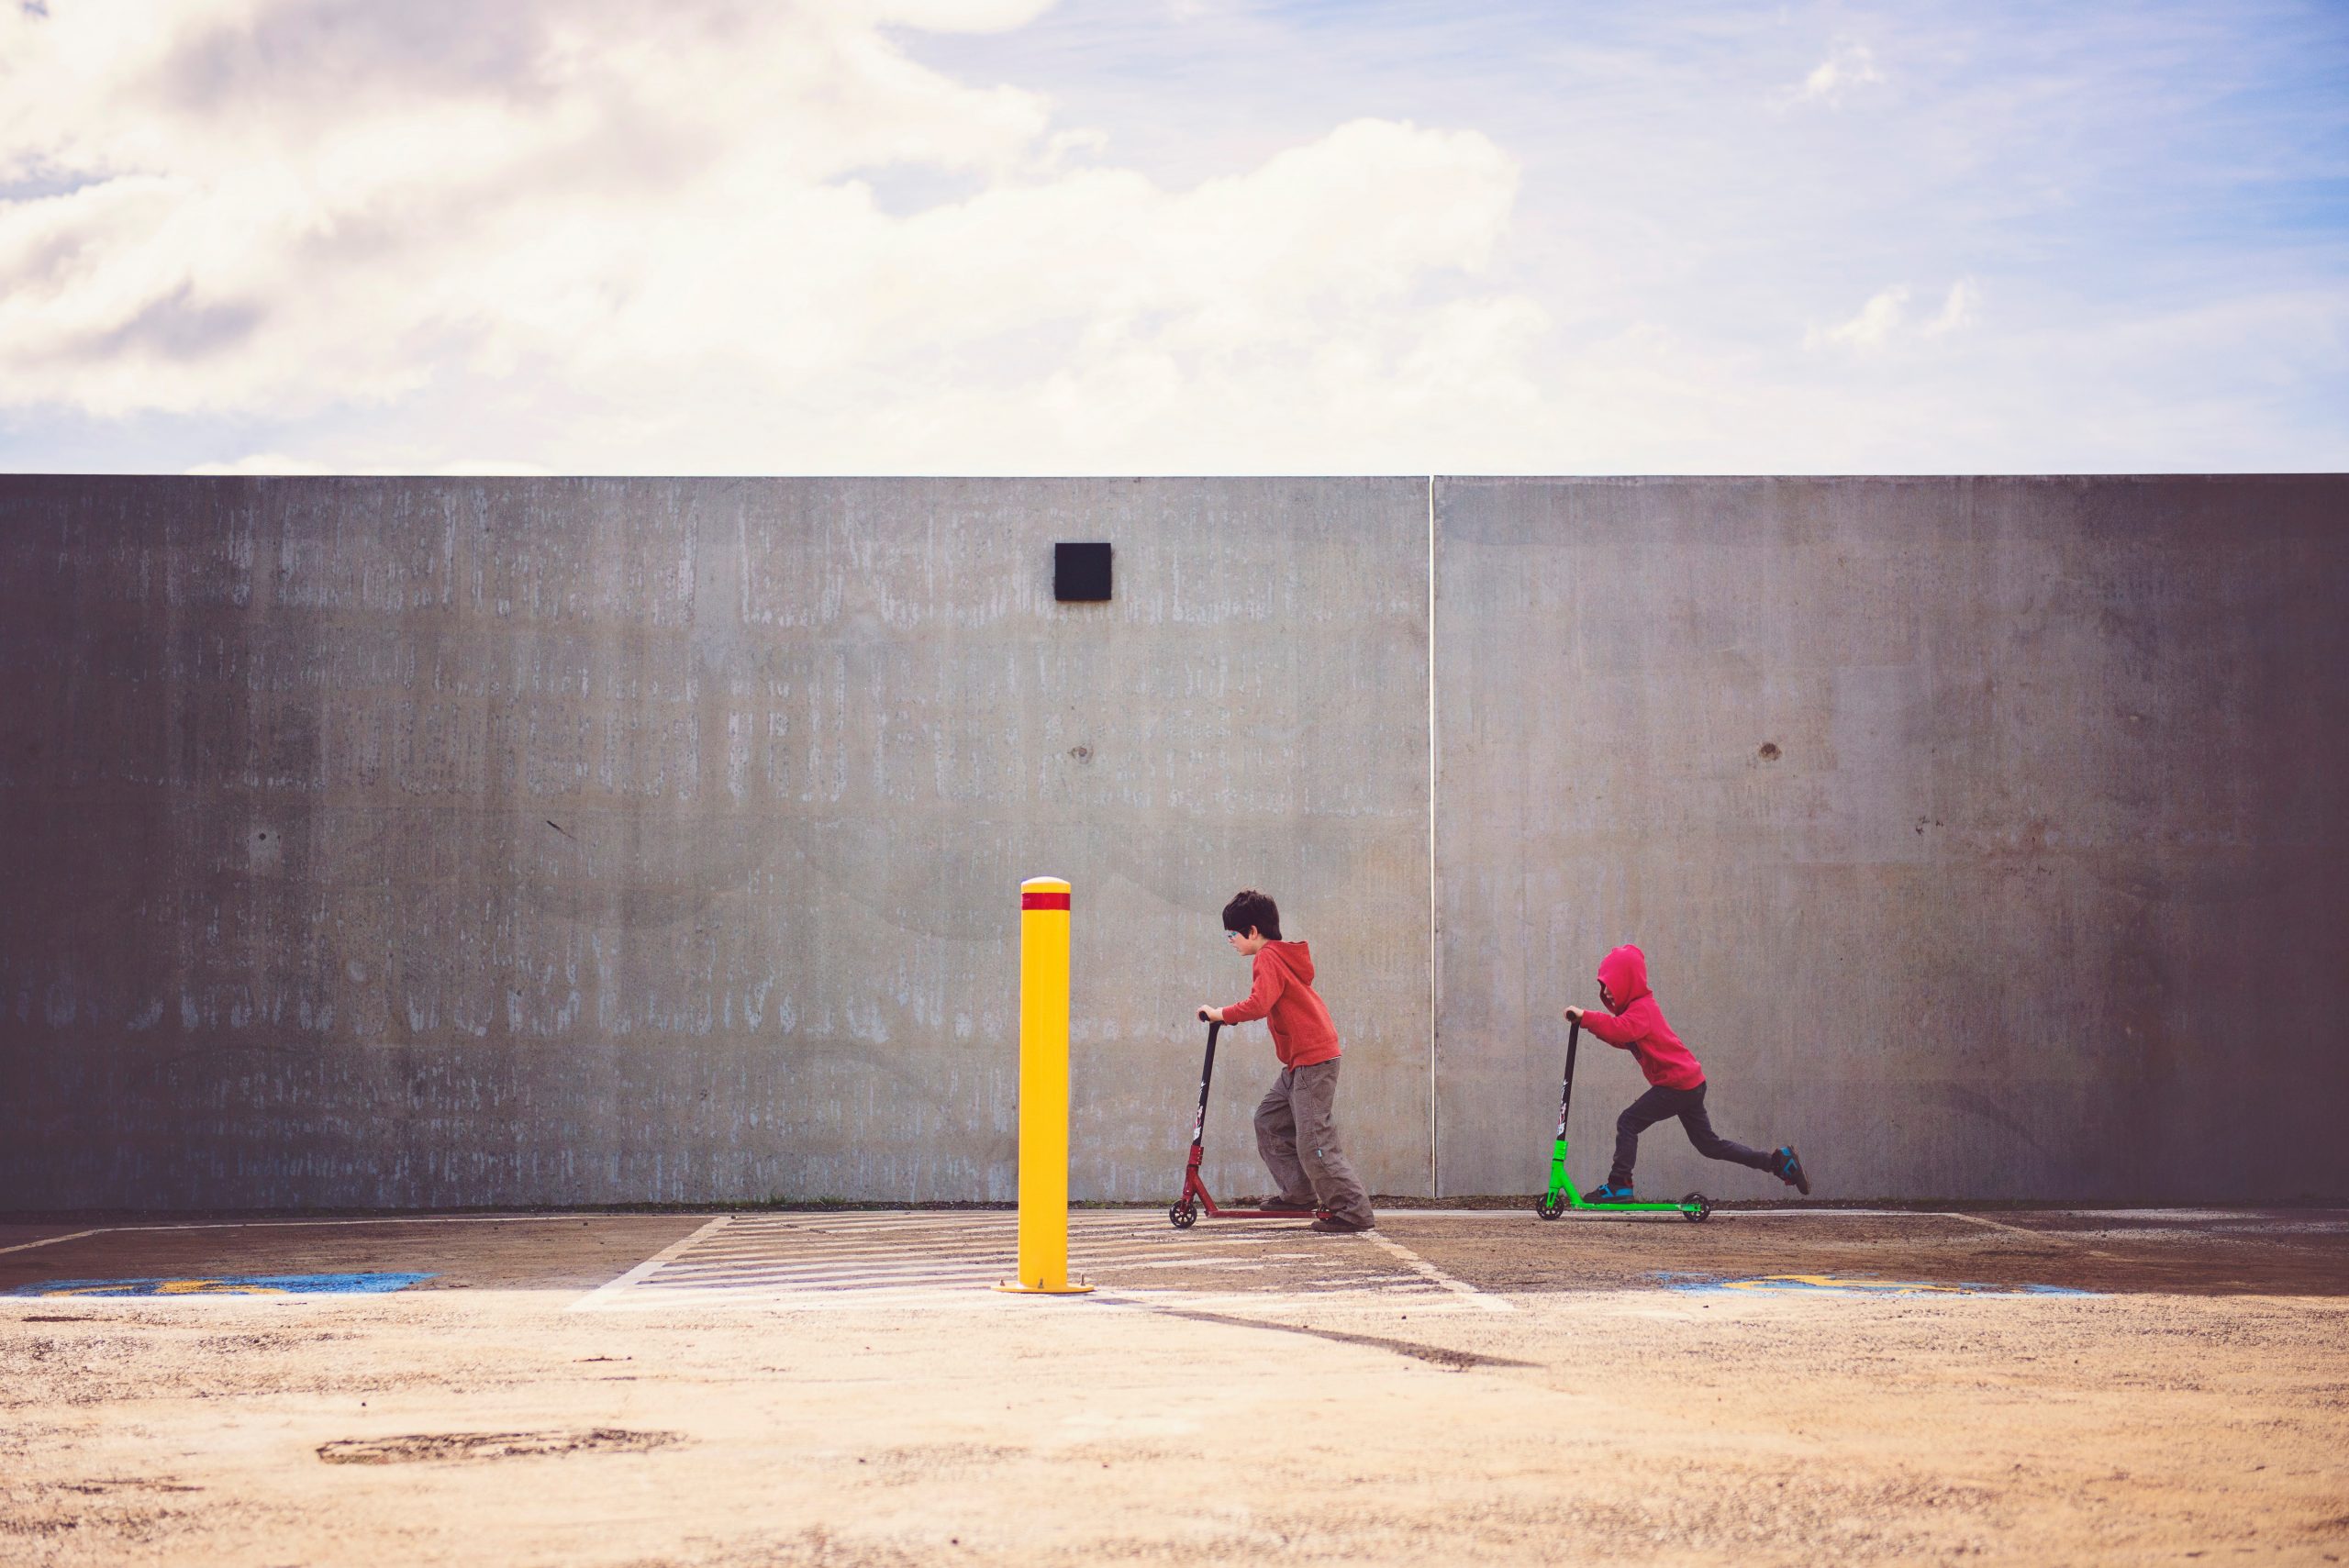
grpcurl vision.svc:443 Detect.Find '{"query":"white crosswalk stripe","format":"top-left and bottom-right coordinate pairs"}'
top-left (570, 1210), bottom-right (1465, 1311)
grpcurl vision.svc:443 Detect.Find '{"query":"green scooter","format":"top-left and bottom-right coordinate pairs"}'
top-left (1535, 1017), bottom-right (1711, 1222)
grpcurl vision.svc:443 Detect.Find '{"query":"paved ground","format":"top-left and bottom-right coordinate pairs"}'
top-left (5, 1207), bottom-right (2346, 1565)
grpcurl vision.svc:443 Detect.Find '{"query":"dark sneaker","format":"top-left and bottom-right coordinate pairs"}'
top-left (1775, 1147), bottom-right (1811, 1195)
top-left (1582, 1182), bottom-right (1635, 1204)
top-left (1267, 1195), bottom-right (1319, 1212)
top-left (1308, 1216), bottom-right (1373, 1234)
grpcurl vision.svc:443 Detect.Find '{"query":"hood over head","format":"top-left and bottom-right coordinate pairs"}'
top-left (1265, 940), bottom-right (1315, 986)
top-left (1597, 944), bottom-right (1650, 1013)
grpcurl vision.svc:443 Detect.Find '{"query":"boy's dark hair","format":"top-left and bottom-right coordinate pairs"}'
top-left (1221, 889), bottom-right (1281, 940)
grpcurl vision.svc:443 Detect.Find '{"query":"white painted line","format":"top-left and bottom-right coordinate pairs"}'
top-left (2046, 1207), bottom-right (2349, 1221)
top-left (1943, 1212), bottom-right (2054, 1239)
top-left (567, 1215), bottom-right (732, 1312)
top-left (581, 1286), bottom-right (1480, 1315)
top-left (1, 1293), bottom-right (350, 1307)
top-left (1374, 1207), bottom-right (1927, 1220)
top-left (1360, 1231), bottom-right (1511, 1312)
top-left (1939, 1210), bottom-right (2122, 1260)
top-left (7, 1213), bottom-right (724, 1239)
top-left (0, 1229), bottom-right (103, 1257)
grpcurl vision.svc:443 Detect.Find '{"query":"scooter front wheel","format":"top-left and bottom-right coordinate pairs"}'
top-left (1169, 1204), bottom-right (1198, 1229)
top-left (1534, 1195), bottom-right (1566, 1220)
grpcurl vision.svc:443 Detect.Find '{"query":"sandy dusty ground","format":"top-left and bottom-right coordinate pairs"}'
top-left (4, 1207), bottom-right (2346, 1566)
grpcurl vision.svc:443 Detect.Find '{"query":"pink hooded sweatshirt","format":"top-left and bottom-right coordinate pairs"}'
top-left (1220, 940), bottom-right (1342, 1068)
top-left (1577, 944), bottom-right (1705, 1090)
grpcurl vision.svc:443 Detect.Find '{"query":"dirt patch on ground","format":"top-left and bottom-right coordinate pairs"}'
top-left (318, 1428), bottom-right (681, 1464)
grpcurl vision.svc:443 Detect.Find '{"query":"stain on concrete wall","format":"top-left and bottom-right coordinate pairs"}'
top-left (0, 477), bottom-right (1432, 1208)
top-left (1433, 476), bottom-right (2349, 1202)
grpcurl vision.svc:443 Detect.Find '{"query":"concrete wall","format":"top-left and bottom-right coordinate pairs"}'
top-left (1434, 476), bottom-right (2349, 1203)
top-left (0, 477), bottom-right (1432, 1208)
top-left (6, 474), bottom-right (2343, 1209)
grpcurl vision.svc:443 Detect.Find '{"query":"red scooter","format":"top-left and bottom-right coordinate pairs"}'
top-left (1169, 1012), bottom-right (1329, 1229)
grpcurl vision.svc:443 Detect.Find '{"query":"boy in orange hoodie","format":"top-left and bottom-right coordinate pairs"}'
top-left (1565, 943), bottom-right (1810, 1203)
top-left (1197, 889), bottom-right (1376, 1233)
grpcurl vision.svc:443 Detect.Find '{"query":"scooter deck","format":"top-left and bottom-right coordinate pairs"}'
top-left (1173, 1160), bottom-right (1324, 1227)
top-left (1546, 1141), bottom-right (1692, 1209)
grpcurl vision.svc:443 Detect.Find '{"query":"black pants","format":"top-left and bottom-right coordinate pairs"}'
top-left (1610, 1082), bottom-right (1776, 1186)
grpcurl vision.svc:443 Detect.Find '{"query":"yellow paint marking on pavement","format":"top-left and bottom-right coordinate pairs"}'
top-left (1721, 1274), bottom-right (1969, 1295)
top-left (45, 1279), bottom-right (288, 1297)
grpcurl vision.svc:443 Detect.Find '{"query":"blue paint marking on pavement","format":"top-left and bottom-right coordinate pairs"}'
top-left (1654, 1272), bottom-right (2098, 1298)
top-left (6, 1273), bottom-right (437, 1297)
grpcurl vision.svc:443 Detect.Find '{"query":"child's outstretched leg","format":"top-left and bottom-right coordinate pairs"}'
top-left (1676, 1086), bottom-right (1809, 1194)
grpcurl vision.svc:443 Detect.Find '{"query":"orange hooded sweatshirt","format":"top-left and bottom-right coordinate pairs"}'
top-left (1220, 940), bottom-right (1341, 1068)
top-left (1577, 944), bottom-right (1705, 1090)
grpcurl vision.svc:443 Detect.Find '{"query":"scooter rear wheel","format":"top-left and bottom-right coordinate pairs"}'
top-left (1681, 1193), bottom-right (1711, 1222)
top-left (1168, 1204), bottom-right (1198, 1229)
top-left (1534, 1195), bottom-right (1566, 1220)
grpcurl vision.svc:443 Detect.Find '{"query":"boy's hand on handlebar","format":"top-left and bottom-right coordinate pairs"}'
top-left (1563, 1006), bottom-right (1585, 1023)
top-left (1197, 1006), bottom-right (1224, 1023)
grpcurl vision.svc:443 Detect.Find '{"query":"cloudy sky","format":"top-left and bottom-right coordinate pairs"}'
top-left (1, 0), bottom-right (2343, 474)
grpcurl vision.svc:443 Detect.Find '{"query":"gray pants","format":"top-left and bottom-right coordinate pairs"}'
top-left (1253, 1059), bottom-right (1375, 1229)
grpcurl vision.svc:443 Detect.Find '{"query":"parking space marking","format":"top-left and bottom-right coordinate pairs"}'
top-left (1361, 1230), bottom-right (1512, 1312)
top-left (0, 1229), bottom-right (104, 1257)
top-left (568, 1216), bottom-right (732, 1311)
top-left (572, 1211), bottom-right (1461, 1311)
top-left (1946, 1212), bottom-right (2061, 1240)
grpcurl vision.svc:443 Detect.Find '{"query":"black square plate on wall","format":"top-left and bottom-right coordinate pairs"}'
top-left (1054, 541), bottom-right (1112, 601)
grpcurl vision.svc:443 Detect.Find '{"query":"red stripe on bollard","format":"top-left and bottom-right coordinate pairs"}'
top-left (1020, 893), bottom-right (1071, 910)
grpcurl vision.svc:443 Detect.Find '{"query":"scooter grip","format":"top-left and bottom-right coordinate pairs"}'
top-left (1197, 1007), bottom-right (1211, 1022)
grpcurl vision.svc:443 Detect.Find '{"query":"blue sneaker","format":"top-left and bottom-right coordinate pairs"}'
top-left (1582, 1182), bottom-right (1636, 1204)
top-left (1775, 1146), bottom-right (1811, 1195)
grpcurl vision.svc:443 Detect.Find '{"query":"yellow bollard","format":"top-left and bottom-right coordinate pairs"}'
top-left (996, 875), bottom-right (1092, 1296)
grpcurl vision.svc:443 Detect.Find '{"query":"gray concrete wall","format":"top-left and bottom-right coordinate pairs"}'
top-left (1434, 476), bottom-right (2349, 1203)
top-left (0, 477), bottom-right (1433, 1209)
top-left (6, 475), bottom-right (2344, 1210)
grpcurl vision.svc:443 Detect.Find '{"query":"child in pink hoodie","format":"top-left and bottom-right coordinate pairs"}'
top-left (1198, 889), bottom-right (1375, 1232)
top-left (1565, 943), bottom-right (1810, 1203)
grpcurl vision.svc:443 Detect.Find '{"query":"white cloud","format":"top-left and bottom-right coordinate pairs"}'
top-left (1807, 279), bottom-right (1977, 353)
top-left (1, 2), bottom-right (2341, 476)
top-left (1809, 284), bottom-right (1910, 351)
top-left (184, 452), bottom-right (331, 476)
top-left (1921, 277), bottom-right (1981, 337)
top-left (0, 0), bottom-right (1532, 472)
top-left (1793, 40), bottom-right (1884, 106)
